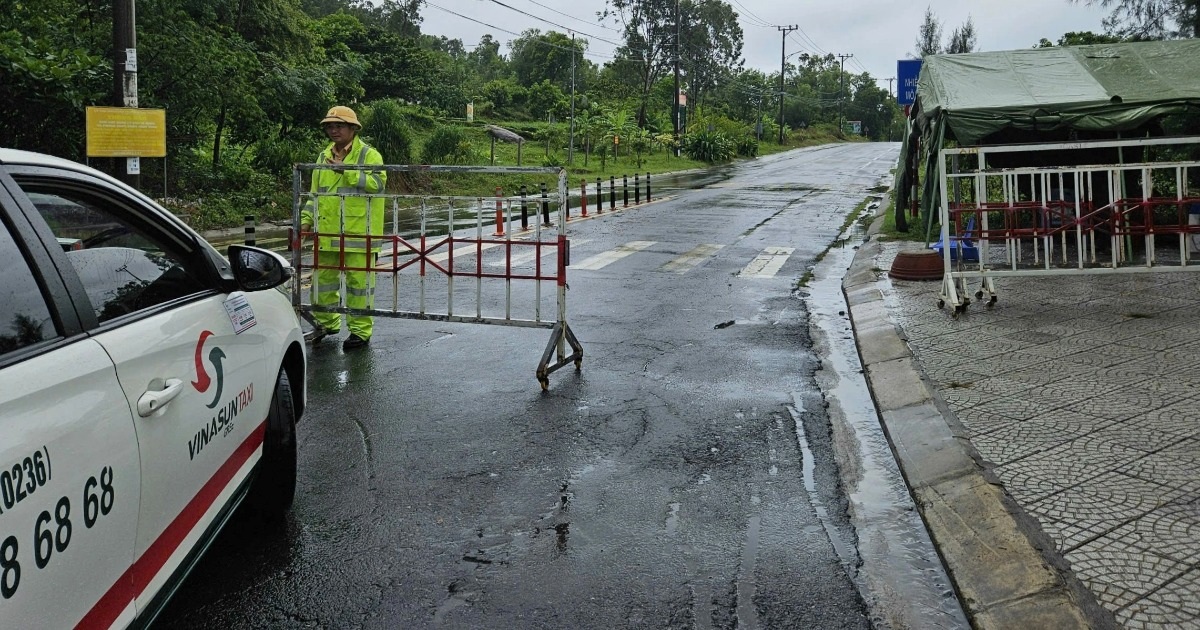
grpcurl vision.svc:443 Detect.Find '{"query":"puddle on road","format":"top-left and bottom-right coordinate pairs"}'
top-left (802, 222), bottom-right (970, 630)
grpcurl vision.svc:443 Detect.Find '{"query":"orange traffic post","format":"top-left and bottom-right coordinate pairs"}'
top-left (493, 186), bottom-right (505, 236)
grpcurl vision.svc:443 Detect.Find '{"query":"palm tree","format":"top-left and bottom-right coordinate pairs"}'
top-left (599, 106), bottom-right (635, 165)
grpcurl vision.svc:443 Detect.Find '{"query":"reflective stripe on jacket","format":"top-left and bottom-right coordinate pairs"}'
top-left (300, 136), bottom-right (386, 252)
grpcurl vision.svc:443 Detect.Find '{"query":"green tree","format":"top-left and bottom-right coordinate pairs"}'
top-left (509, 29), bottom-right (586, 93)
top-left (527, 80), bottom-right (569, 119)
top-left (945, 16), bottom-right (977, 54)
top-left (1036, 31), bottom-right (1125, 46)
top-left (598, 105), bottom-right (636, 164)
top-left (0, 1), bottom-right (107, 157)
top-left (603, 0), bottom-right (678, 127)
top-left (680, 0), bottom-right (743, 108)
top-left (1069, 0), bottom-right (1199, 38)
top-left (468, 34), bottom-right (508, 84)
top-left (574, 109), bottom-right (597, 166)
top-left (605, 0), bottom-right (743, 127)
top-left (914, 5), bottom-right (943, 57)
top-left (846, 74), bottom-right (899, 141)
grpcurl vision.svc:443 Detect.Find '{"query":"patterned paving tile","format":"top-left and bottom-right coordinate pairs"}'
top-left (961, 350), bottom-right (1058, 376)
top-left (909, 346), bottom-right (977, 370)
top-left (1113, 326), bottom-right (1194, 353)
top-left (993, 442), bottom-right (1150, 504)
top-left (955, 391), bottom-right (1057, 420)
top-left (1098, 411), bottom-right (1199, 454)
top-left (1066, 539), bottom-right (1190, 611)
top-left (1028, 472), bottom-right (1186, 553)
top-left (1057, 385), bottom-right (1174, 421)
top-left (1038, 377), bottom-right (1132, 410)
top-left (878, 242), bottom-right (1200, 628)
top-left (963, 375), bottom-right (1040, 398)
top-left (1118, 440), bottom-right (1200, 495)
top-left (1130, 378), bottom-right (1200, 403)
top-left (970, 411), bottom-right (1115, 466)
top-left (1118, 569), bottom-right (1200, 630)
top-left (1059, 349), bottom-right (1158, 374)
top-left (1106, 502), bottom-right (1200, 565)
top-left (954, 406), bottom-right (1027, 439)
top-left (923, 366), bottom-right (990, 386)
top-left (939, 387), bottom-right (988, 412)
top-left (1019, 334), bottom-right (1113, 358)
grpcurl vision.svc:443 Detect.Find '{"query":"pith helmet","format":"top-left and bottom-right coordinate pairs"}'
top-left (321, 105), bottom-right (361, 128)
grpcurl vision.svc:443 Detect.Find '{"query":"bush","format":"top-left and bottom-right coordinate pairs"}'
top-left (421, 125), bottom-right (476, 164)
top-left (681, 130), bottom-right (735, 163)
top-left (363, 99), bottom-right (413, 165)
top-left (735, 136), bottom-right (759, 158)
top-left (253, 135), bottom-right (319, 177)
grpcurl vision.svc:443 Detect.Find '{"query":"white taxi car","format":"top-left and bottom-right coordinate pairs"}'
top-left (0, 149), bottom-right (307, 628)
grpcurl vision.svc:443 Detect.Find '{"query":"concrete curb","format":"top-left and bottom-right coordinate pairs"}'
top-left (841, 216), bottom-right (1103, 629)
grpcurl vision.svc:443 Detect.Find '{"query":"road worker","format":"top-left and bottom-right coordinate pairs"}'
top-left (300, 105), bottom-right (386, 351)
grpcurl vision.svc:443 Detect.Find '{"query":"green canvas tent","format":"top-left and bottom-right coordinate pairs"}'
top-left (896, 39), bottom-right (1200, 230)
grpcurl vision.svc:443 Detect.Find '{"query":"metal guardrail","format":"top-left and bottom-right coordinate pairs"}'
top-left (289, 164), bottom-right (582, 389)
top-left (935, 136), bottom-right (1200, 315)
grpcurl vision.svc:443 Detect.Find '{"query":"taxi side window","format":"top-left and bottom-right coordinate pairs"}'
top-left (23, 187), bottom-right (208, 323)
top-left (0, 216), bottom-right (57, 357)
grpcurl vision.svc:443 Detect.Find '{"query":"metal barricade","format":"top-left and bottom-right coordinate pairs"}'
top-left (935, 136), bottom-right (1200, 315)
top-left (290, 164), bottom-right (581, 389)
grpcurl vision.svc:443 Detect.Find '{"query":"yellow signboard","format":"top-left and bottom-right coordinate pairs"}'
top-left (86, 107), bottom-right (167, 157)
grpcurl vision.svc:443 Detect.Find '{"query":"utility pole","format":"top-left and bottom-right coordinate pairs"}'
top-left (674, 0), bottom-right (682, 157)
top-left (886, 77), bottom-right (896, 98)
top-left (777, 25), bottom-right (797, 145)
top-left (569, 32), bottom-right (576, 165)
top-left (837, 53), bottom-right (853, 135)
top-left (113, 0), bottom-right (139, 188)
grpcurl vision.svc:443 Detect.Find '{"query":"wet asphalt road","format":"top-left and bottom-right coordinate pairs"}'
top-left (157, 143), bottom-right (904, 629)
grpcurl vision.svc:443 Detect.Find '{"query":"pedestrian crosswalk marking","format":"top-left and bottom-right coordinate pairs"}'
top-left (572, 240), bottom-right (657, 270)
top-left (488, 239), bottom-right (590, 267)
top-left (368, 240), bottom-right (794, 278)
top-left (375, 240), bottom-right (500, 268)
top-left (738, 247), bottom-right (795, 278)
top-left (660, 244), bottom-right (724, 274)
top-left (429, 242), bottom-right (500, 264)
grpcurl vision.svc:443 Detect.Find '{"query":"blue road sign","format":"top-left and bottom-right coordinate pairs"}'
top-left (897, 59), bottom-right (922, 106)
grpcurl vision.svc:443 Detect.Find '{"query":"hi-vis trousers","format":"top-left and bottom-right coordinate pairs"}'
top-left (311, 251), bottom-right (376, 339)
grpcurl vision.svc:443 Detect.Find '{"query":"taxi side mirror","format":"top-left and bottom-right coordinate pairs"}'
top-left (227, 245), bottom-right (293, 292)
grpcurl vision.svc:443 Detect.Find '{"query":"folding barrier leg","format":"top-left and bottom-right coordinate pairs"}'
top-left (536, 322), bottom-right (583, 391)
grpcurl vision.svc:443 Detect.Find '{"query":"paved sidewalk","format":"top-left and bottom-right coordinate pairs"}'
top-left (845, 230), bottom-right (1199, 629)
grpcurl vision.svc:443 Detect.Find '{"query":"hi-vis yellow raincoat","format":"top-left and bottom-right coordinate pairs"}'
top-left (301, 136), bottom-right (386, 339)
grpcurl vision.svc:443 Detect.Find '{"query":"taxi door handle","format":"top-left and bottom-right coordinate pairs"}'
top-left (138, 378), bottom-right (184, 418)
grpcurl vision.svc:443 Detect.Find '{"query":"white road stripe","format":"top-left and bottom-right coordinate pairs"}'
top-left (488, 239), bottom-right (590, 267)
top-left (738, 247), bottom-right (795, 278)
top-left (428, 242), bottom-right (500, 263)
top-left (572, 240), bottom-right (657, 270)
top-left (660, 243), bottom-right (724, 274)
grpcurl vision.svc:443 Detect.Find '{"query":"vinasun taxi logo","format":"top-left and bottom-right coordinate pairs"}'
top-left (189, 330), bottom-right (254, 460)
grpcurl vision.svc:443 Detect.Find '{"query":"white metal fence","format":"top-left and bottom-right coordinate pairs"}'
top-left (935, 136), bottom-right (1200, 314)
top-left (290, 164), bottom-right (581, 389)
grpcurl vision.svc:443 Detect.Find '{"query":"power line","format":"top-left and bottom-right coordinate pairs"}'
top-left (726, 0), bottom-right (774, 28)
top-left (426, 2), bottom-right (623, 62)
top-left (792, 27), bottom-right (829, 56)
top-left (518, 0), bottom-right (623, 33)
top-left (484, 0), bottom-right (624, 47)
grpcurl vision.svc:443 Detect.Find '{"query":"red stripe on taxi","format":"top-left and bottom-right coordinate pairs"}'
top-left (75, 420), bottom-right (266, 629)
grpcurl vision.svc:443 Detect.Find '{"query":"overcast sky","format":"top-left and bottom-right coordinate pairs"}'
top-left (419, 0), bottom-right (1111, 91)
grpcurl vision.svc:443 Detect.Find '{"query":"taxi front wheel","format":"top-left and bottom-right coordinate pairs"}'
top-left (246, 367), bottom-right (297, 519)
